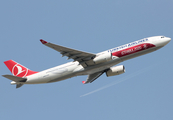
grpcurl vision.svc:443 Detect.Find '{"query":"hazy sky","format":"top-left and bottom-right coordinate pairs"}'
top-left (0, 1), bottom-right (173, 120)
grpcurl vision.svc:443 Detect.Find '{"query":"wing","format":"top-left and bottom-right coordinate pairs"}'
top-left (82, 71), bottom-right (105, 84)
top-left (40, 39), bottom-right (96, 67)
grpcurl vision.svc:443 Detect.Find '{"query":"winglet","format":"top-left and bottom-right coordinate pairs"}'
top-left (40, 39), bottom-right (48, 44)
top-left (82, 81), bottom-right (86, 84)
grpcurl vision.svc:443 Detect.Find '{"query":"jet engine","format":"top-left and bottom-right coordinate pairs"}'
top-left (93, 52), bottom-right (112, 64)
top-left (106, 65), bottom-right (125, 77)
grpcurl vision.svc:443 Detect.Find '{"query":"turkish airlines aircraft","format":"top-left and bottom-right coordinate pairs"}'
top-left (2, 36), bottom-right (171, 88)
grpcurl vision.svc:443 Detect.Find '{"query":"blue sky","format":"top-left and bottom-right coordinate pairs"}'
top-left (0, 0), bottom-right (173, 120)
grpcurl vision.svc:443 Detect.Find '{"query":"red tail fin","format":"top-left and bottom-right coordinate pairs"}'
top-left (4, 60), bottom-right (38, 77)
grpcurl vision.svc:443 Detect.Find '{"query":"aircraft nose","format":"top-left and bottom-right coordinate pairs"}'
top-left (163, 37), bottom-right (171, 46)
top-left (155, 37), bottom-right (171, 48)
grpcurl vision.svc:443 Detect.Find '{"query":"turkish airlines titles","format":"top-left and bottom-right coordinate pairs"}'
top-left (108, 38), bottom-right (149, 53)
top-left (112, 43), bottom-right (155, 57)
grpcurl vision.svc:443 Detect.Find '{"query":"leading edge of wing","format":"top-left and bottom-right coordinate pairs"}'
top-left (40, 39), bottom-right (96, 62)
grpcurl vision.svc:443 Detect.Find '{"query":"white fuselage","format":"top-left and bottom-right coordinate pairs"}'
top-left (23, 36), bottom-right (171, 84)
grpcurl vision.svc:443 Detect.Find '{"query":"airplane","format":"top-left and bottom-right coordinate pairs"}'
top-left (2, 36), bottom-right (171, 88)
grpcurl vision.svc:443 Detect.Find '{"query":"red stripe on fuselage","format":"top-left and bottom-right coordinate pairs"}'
top-left (112, 43), bottom-right (155, 57)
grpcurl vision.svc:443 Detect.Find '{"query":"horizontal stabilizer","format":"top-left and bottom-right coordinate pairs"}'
top-left (2, 75), bottom-right (27, 82)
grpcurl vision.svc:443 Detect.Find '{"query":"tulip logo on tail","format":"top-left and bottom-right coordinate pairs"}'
top-left (4, 60), bottom-right (38, 78)
top-left (12, 64), bottom-right (28, 77)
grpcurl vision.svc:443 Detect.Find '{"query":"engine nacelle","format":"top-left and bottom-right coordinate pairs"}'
top-left (106, 65), bottom-right (125, 77)
top-left (93, 52), bottom-right (112, 64)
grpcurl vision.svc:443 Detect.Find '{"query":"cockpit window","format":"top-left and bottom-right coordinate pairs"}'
top-left (161, 36), bottom-right (165, 38)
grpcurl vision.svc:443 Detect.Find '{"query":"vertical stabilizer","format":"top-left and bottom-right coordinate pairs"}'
top-left (4, 60), bottom-right (38, 77)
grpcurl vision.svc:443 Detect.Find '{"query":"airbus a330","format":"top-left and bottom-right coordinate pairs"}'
top-left (2, 36), bottom-right (171, 88)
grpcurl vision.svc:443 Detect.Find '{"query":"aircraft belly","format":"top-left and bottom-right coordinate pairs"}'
top-left (25, 62), bottom-right (78, 84)
top-left (26, 70), bottom-right (72, 84)
top-left (47, 73), bottom-right (76, 83)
